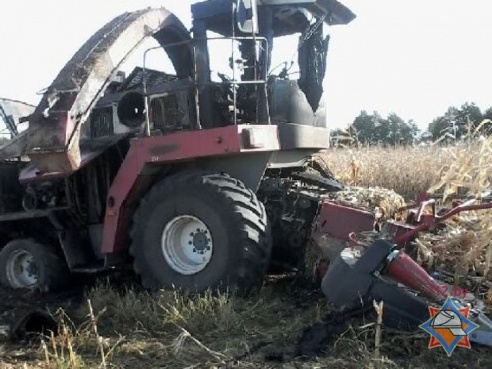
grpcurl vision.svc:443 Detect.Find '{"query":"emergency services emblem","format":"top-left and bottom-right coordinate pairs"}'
top-left (419, 297), bottom-right (479, 356)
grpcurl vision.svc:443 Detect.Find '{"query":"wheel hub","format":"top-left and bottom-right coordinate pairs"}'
top-left (6, 250), bottom-right (39, 288)
top-left (191, 230), bottom-right (211, 254)
top-left (161, 215), bottom-right (214, 275)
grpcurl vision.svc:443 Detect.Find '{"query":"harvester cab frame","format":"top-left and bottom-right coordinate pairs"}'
top-left (186, 0), bottom-right (355, 129)
top-left (134, 0), bottom-right (355, 135)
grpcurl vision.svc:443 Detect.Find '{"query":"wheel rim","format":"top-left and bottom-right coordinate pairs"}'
top-left (161, 215), bottom-right (214, 275)
top-left (6, 250), bottom-right (39, 288)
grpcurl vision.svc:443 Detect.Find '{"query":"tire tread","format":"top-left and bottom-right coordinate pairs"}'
top-left (130, 170), bottom-right (271, 294)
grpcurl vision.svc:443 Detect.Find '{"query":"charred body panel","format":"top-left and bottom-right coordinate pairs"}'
top-left (17, 8), bottom-right (193, 174)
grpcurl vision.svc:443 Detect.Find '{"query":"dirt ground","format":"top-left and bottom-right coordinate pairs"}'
top-left (1, 272), bottom-right (492, 369)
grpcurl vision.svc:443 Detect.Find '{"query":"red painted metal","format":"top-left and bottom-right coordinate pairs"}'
top-left (394, 199), bottom-right (492, 246)
top-left (385, 251), bottom-right (443, 301)
top-left (101, 124), bottom-right (280, 254)
top-left (315, 201), bottom-right (377, 242)
top-left (384, 220), bottom-right (416, 242)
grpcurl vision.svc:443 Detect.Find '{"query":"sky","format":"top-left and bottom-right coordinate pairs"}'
top-left (1, 0), bottom-right (492, 131)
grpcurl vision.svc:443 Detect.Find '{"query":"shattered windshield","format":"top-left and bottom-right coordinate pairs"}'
top-left (0, 98), bottom-right (34, 143)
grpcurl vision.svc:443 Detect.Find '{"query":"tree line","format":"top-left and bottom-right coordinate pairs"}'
top-left (332, 102), bottom-right (492, 147)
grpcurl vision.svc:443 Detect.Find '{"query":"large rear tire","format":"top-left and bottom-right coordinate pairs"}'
top-left (130, 171), bottom-right (272, 294)
top-left (0, 239), bottom-right (69, 292)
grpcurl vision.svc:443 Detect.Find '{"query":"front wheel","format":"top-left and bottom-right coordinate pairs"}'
top-left (0, 239), bottom-right (69, 292)
top-left (130, 171), bottom-right (272, 295)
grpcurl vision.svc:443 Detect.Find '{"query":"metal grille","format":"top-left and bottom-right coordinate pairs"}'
top-left (89, 107), bottom-right (114, 138)
top-left (150, 95), bottom-right (181, 131)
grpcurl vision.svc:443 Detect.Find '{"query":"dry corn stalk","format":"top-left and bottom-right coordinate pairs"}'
top-left (326, 186), bottom-right (406, 220)
top-left (404, 133), bottom-right (492, 300)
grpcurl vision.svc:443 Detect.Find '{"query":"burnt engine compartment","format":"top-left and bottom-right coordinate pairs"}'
top-left (0, 163), bottom-right (66, 215)
top-left (0, 140), bottom-right (127, 223)
top-left (0, 162), bottom-right (24, 214)
top-left (257, 168), bottom-right (342, 271)
top-left (83, 0), bottom-right (335, 139)
top-left (85, 68), bottom-right (328, 140)
top-left (85, 68), bottom-right (199, 139)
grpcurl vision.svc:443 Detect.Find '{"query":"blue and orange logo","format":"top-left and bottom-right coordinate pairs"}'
top-left (419, 297), bottom-right (479, 356)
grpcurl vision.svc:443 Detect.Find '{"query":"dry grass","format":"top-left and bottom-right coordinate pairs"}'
top-left (3, 276), bottom-right (491, 369)
top-left (1, 278), bottom-right (338, 369)
top-left (322, 145), bottom-right (456, 199)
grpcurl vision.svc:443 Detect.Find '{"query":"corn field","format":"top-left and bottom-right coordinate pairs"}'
top-left (323, 133), bottom-right (492, 288)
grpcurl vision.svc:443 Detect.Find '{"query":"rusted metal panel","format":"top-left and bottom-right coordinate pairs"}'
top-left (18, 149), bottom-right (104, 183)
top-left (24, 8), bottom-right (193, 175)
top-left (18, 133), bottom-right (131, 183)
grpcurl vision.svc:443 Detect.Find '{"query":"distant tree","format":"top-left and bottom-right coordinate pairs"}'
top-left (428, 103), bottom-right (483, 141)
top-left (428, 106), bottom-right (459, 141)
top-left (383, 114), bottom-right (419, 146)
top-left (415, 130), bottom-right (433, 145)
top-left (402, 119), bottom-right (420, 145)
top-left (456, 102), bottom-right (483, 136)
top-left (481, 107), bottom-right (492, 134)
top-left (350, 110), bottom-right (382, 145)
top-left (348, 111), bottom-right (419, 146)
top-left (483, 107), bottom-right (492, 121)
top-left (330, 128), bottom-right (349, 147)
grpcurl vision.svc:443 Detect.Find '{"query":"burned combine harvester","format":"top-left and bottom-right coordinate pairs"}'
top-left (1, 0), bottom-right (492, 346)
top-left (0, 0), bottom-right (353, 293)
